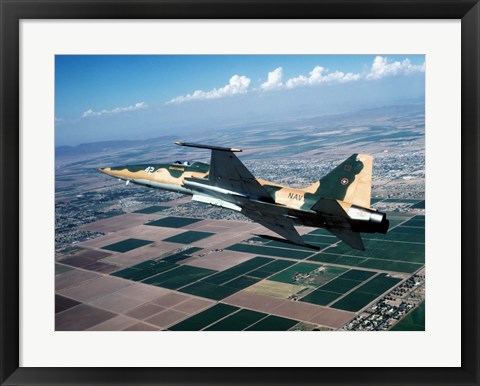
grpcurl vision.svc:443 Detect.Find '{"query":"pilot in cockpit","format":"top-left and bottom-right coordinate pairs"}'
top-left (173, 160), bottom-right (191, 166)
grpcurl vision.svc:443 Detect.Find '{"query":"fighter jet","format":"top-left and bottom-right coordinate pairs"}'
top-left (98, 142), bottom-right (389, 250)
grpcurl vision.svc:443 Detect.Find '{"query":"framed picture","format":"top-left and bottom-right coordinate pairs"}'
top-left (1, 0), bottom-right (478, 385)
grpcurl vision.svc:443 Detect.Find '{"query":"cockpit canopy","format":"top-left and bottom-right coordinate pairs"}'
top-left (173, 160), bottom-right (191, 166)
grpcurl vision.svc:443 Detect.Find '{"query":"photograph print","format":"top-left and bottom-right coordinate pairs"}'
top-left (55, 54), bottom-right (425, 332)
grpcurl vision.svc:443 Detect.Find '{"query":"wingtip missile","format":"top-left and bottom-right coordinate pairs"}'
top-left (174, 141), bottom-right (242, 152)
top-left (253, 234), bottom-right (320, 250)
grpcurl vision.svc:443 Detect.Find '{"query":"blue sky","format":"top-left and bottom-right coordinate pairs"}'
top-left (55, 55), bottom-right (425, 146)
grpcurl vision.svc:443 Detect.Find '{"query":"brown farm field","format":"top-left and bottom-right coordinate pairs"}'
top-left (56, 198), bottom-right (424, 331)
top-left (55, 112), bottom-right (425, 331)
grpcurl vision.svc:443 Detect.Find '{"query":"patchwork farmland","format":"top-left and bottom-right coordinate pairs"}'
top-left (55, 197), bottom-right (425, 331)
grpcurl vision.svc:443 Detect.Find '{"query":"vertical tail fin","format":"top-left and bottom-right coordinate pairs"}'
top-left (343, 154), bottom-right (372, 208)
top-left (307, 154), bottom-right (373, 208)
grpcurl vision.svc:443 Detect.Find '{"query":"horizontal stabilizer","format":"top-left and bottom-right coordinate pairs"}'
top-left (311, 198), bottom-right (348, 218)
top-left (327, 228), bottom-right (365, 251)
top-left (175, 141), bottom-right (242, 152)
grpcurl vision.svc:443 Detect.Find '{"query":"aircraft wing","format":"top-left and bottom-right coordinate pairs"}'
top-left (177, 142), bottom-right (274, 203)
top-left (242, 207), bottom-right (307, 246)
top-left (209, 150), bottom-right (274, 202)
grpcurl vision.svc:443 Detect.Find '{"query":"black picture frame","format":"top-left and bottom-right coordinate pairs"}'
top-left (1, 1), bottom-right (479, 385)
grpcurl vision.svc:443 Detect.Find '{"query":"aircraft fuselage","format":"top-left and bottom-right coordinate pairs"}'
top-left (99, 160), bottom-right (387, 236)
top-left (99, 142), bottom-right (389, 251)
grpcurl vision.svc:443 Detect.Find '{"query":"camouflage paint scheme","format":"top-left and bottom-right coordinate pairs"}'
top-left (100, 155), bottom-right (367, 210)
top-left (99, 143), bottom-right (388, 250)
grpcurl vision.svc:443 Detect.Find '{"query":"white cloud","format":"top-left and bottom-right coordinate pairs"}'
top-left (260, 67), bottom-right (283, 90)
top-left (264, 56), bottom-right (424, 91)
top-left (81, 102), bottom-right (147, 118)
top-left (54, 116), bottom-right (64, 123)
top-left (285, 66), bottom-right (361, 89)
top-left (366, 56), bottom-right (425, 80)
top-left (285, 75), bottom-right (308, 88)
top-left (165, 57), bottom-right (425, 101)
top-left (167, 75), bottom-right (251, 104)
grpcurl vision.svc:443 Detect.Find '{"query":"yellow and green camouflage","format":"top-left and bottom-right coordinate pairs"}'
top-left (99, 143), bottom-right (387, 251)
